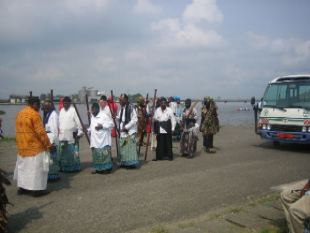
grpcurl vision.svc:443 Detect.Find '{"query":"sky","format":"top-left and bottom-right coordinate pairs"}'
top-left (0, 0), bottom-right (310, 99)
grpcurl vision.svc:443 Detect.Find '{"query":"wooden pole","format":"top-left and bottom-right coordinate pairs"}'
top-left (85, 94), bottom-right (91, 126)
top-left (138, 93), bottom-right (148, 155)
top-left (73, 103), bottom-right (90, 145)
top-left (50, 89), bottom-right (54, 101)
top-left (144, 89), bottom-right (157, 161)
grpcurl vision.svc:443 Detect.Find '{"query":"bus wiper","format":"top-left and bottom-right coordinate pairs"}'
top-left (274, 106), bottom-right (287, 112)
top-left (289, 105), bottom-right (310, 111)
top-left (264, 105), bottom-right (287, 111)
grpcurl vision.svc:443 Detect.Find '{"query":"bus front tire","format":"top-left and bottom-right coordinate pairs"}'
top-left (273, 141), bottom-right (280, 147)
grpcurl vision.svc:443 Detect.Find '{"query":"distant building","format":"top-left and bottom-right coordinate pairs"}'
top-left (78, 87), bottom-right (100, 103)
top-left (9, 95), bottom-right (28, 104)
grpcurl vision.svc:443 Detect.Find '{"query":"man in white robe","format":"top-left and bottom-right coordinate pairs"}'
top-left (43, 100), bottom-right (60, 180)
top-left (89, 103), bottom-right (114, 174)
top-left (58, 96), bottom-right (83, 172)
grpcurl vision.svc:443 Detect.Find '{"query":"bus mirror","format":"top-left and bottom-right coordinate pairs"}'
top-left (250, 97), bottom-right (256, 105)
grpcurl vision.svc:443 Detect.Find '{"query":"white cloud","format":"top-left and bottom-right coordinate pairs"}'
top-left (64, 0), bottom-right (109, 14)
top-left (150, 0), bottom-right (224, 49)
top-left (32, 67), bottom-right (65, 81)
top-left (133, 0), bottom-right (161, 15)
top-left (183, 0), bottom-right (223, 23)
top-left (246, 32), bottom-right (310, 66)
top-left (0, 0), bottom-right (110, 42)
top-left (151, 18), bottom-right (224, 48)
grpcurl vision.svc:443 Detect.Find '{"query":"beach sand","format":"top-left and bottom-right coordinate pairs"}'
top-left (1, 124), bottom-right (310, 233)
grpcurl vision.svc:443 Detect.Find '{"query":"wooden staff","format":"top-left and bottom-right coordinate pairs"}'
top-left (138, 93), bottom-right (148, 155)
top-left (50, 89), bottom-right (54, 108)
top-left (108, 90), bottom-right (120, 158)
top-left (73, 103), bottom-right (90, 145)
top-left (85, 94), bottom-right (91, 126)
top-left (50, 89), bottom-right (54, 102)
top-left (144, 89), bottom-right (157, 161)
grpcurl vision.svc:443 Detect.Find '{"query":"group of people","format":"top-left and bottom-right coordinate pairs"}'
top-left (12, 94), bottom-right (220, 197)
top-left (2, 93), bottom-right (309, 233)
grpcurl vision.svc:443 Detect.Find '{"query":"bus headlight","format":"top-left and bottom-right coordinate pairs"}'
top-left (262, 124), bottom-right (267, 130)
top-left (307, 127), bottom-right (310, 132)
top-left (302, 126), bottom-right (307, 132)
top-left (267, 124), bottom-right (271, 130)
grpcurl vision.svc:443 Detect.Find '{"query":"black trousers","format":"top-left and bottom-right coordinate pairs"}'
top-left (203, 134), bottom-right (214, 149)
top-left (156, 134), bottom-right (173, 160)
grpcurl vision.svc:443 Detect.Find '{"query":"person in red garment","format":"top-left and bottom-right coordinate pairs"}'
top-left (108, 96), bottom-right (118, 137)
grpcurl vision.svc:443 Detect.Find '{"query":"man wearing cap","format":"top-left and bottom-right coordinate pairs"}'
top-left (153, 97), bottom-right (176, 161)
top-left (14, 97), bottom-right (52, 197)
top-left (58, 96), bottom-right (83, 172)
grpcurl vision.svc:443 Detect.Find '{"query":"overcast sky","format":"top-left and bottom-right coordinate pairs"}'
top-left (0, 0), bottom-right (310, 99)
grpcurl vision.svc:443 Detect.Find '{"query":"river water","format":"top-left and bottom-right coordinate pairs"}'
top-left (0, 102), bottom-right (255, 137)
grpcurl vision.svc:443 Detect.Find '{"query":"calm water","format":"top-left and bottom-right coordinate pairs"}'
top-left (0, 102), bottom-right (255, 137)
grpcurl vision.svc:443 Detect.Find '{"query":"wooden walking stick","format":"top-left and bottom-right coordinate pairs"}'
top-left (138, 93), bottom-right (148, 155)
top-left (50, 89), bottom-right (54, 101)
top-left (144, 89), bottom-right (157, 161)
top-left (73, 103), bottom-right (90, 145)
top-left (50, 89), bottom-right (54, 108)
top-left (85, 94), bottom-right (91, 126)
top-left (108, 90), bottom-right (120, 159)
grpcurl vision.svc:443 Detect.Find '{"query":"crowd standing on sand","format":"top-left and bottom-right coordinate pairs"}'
top-left (10, 93), bottom-right (220, 198)
top-left (0, 92), bottom-right (309, 233)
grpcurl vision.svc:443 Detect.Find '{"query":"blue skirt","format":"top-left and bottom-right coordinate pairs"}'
top-left (48, 150), bottom-right (60, 180)
top-left (59, 141), bottom-right (81, 172)
top-left (92, 146), bottom-right (113, 172)
top-left (118, 134), bottom-right (139, 168)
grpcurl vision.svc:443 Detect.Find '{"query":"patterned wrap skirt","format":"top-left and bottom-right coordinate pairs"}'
top-left (118, 134), bottom-right (139, 168)
top-left (48, 149), bottom-right (60, 180)
top-left (180, 125), bottom-right (199, 156)
top-left (59, 141), bottom-right (81, 172)
top-left (91, 146), bottom-right (113, 172)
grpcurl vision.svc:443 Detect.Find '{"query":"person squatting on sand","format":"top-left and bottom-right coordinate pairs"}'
top-left (281, 179), bottom-right (310, 233)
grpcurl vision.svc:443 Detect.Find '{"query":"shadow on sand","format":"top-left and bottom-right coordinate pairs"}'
top-left (8, 202), bottom-right (53, 233)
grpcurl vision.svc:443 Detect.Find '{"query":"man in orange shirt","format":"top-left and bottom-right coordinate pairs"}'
top-left (14, 97), bottom-right (52, 197)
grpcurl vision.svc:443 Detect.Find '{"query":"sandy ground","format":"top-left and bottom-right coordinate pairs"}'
top-left (1, 124), bottom-right (310, 233)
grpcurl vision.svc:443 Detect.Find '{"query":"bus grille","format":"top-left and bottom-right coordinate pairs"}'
top-left (270, 125), bottom-right (302, 132)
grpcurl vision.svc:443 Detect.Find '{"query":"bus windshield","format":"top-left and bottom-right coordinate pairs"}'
top-left (263, 82), bottom-right (310, 109)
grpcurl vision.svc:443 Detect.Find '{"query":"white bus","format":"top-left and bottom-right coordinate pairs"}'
top-left (258, 74), bottom-right (310, 145)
